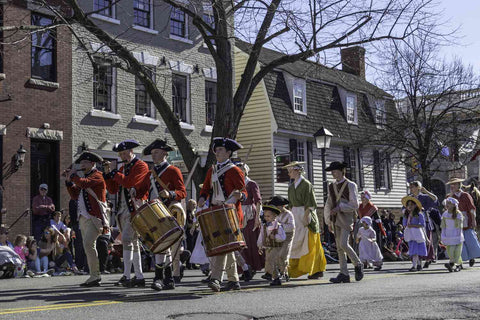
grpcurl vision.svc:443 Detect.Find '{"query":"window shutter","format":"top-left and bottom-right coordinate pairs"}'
top-left (357, 148), bottom-right (364, 189)
top-left (289, 139), bottom-right (298, 161)
top-left (373, 150), bottom-right (381, 190)
top-left (386, 153), bottom-right (393, 190)
top-left (343, 147), bottom-right (352, 180)
top-left (307, 141), bottom-right (314, 183)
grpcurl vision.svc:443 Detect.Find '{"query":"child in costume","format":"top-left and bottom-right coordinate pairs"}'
top-left (402, 196), bottom-right (427, 271)
top-left (356, 216), bottom-right (383, 270)
top-left (441, 197), bottom-right (464, 272)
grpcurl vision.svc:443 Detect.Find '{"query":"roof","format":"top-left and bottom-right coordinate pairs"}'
top-left (236, 40), bottom-right (395, 142)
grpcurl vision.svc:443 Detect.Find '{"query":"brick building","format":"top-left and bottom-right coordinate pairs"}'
top-left (0, 3), bottom-right (72, 236)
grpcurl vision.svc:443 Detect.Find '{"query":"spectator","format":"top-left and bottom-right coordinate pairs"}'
top-left (32, 184), bottom-right (55, 241)
top-left (50, 211), bottom-right (72, 248)
top-left (13, 234), bottom-right (28, 263)
top-left (0, 227), bottom-right (14, 249)
top-left (26, 238), bottom-right (46, 274)
top-left (384, 211), bottom-right (398, 246)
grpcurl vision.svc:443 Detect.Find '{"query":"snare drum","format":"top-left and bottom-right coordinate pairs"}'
top-left (131, 199), bottom-right (183, 253)
top-left (197, 204), bottom-right (246, 257)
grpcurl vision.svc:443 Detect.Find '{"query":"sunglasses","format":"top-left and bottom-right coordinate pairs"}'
top-left (44, 231), bottom-right (50, 235)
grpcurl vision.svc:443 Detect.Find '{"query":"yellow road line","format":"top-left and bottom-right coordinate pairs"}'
top-left (0, 301), bottom-right (121, 315)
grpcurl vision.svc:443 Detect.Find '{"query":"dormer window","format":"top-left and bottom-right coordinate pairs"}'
top-left (375, 99), bottom-right (386, 128)
top-left (293, 79), bottom-right (306, 114)
top-left (346, 94), bottom-right (357, 124)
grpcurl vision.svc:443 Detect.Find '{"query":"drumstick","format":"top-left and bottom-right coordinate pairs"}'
top-left (225, 186), bottom-right (246, 203)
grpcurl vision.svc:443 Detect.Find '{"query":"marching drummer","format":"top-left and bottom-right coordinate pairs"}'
top-left (137, 139), bottom-right (187, 291)
top-left (197, 137), bottom-right (247, 292)
top-left (104, 139), bottom-right (150, 288)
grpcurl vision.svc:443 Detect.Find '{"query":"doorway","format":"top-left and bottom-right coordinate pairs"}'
top-left (30, 140), bottom-right (60, 210)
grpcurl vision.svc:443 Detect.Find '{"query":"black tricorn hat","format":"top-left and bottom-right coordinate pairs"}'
top-left (143, 139), bottom-right (174, 155)
top-left (325, 161), bottom-right (348, 172)
top-left (113, 139), bottom-right (140, 152)
top-left (75, 151), bottom-right (103, 164)
top-left (262, 205), bottom-right (281, 215)
top-left (212, 137), bottom-right (243, 153)
top-left (268, 195), bottom-right (289, 206)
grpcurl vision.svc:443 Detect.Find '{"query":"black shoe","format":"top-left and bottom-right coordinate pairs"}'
top-left (114, 276), bottom-right (128, 286)
top-left (469, 259), bottom-right (475, 267)
top-left (454, 265), bottom-right (462, 272)
top-left (162, 281), bottom-right (175, 290)
top-left (329, 273), bottom-right (350, 283)
top-left (307, 272), bottom-right (323, 279)
top-left (208, 279), bottom-right (221, 292)
top-left (417, 265), bottom-right (423, 271)
top-left (124, 276), bottom-right (146, 288)
top-left (80, 279), bottom-right (101, 287)
top-left (373, 266), bottom-right (382, 271)
top-left (284, 273), bottom-right (290, 282)
top-left (445, 262), bottom-right (454, 272)
top-left (261, 273), bottom-right (272, 281)
top-left (101, 270), bottom-right (110, 275)
top-left (243, 266), bottom-right (253, 282)
top-left (202, 268), bottom-right (211, 276)
top-left (201, 275), bottom-right (211, 283)
top-left (223, 281), bottom-right (241, 291)
top-left (423, 261), bottom-right (431, 269)
top-left (151, 280), bottom-right (163, 291)
top-left (270, 278), bottom-right (282, 286)
top-left (173, 276), bottom-right (181, 284)
top-left (354, 264), bottom-right (364, 281)
top-left (408, 267), bottom-right (417, 272)
top-left (180, 250), bottom-right (191, 264)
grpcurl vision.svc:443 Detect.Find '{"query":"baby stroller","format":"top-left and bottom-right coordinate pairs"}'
top-left (0, 246), bottom-right (24, 279)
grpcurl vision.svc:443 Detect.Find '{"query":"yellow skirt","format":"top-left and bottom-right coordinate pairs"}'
top-left (288, 231), bottom-right (326, 278)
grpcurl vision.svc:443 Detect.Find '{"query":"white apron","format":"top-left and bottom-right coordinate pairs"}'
top-left (290, 206), bottom-right (310, 259)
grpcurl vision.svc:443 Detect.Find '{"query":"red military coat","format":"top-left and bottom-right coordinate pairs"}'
top-left (137, 164), bottom-right (187, 203)
top-left (66, 169), bottom-right (106, 221)
top-left (199, 164), bottom-right (247, 227)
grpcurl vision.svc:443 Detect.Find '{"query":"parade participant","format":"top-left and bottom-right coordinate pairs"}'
top-left (137, 139), bottom-right (187, 291)
top-left (268, 195), bottom-right (295, 281)
top-left (401, 196), bottom-right (427, 272)
top-left (441, 197), bottom-right (464, 272)
top-left (356, 190), bottom-right (385, 250)
top-left (234, 161), bottom-right (263, 281)
top-left (283, 161), bottom-right (326, 280)
top-left (64, 151), bottom-right (107, 286)
top-left (446, 177), bottom-right (480, 267)
top-left (104, 139), bottom-right (150, 287)
top-left (324, 161), bottom-right (362, 283)
top-left (257, 205), bottom-right (286, 286)
top-left (356, 216), bottom-right (383, 270)
top-left (32, 184), bottom-right (55, 242)
top-left (409, 181), bottom-right (440, 268)
top-left (197, 137), bottom-right (247, 292)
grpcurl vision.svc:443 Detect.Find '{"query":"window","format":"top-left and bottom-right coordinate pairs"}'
top-left (289, 139), bottom-right (313, 182)
top-left (297, 141), bottom-right (305, 162)
top-left (0, 11), bottom-right (3, 73)
top-left (375, 100), bottom-right (386, 128)
top-left (134, 0), bottom-right (152, 28)
top-left (293, 80), bottom-right (306, 113)
top-left (172, 73), bottom-right (189, 123)
top-left (346, 94), bottom-right (357, 124)
top-left (205, 80), bottom-right (216, 125)
top-left (94, 0), bottom-right (115, 17)
top-left (31, 14), bottom-right (56, 82)
top-left (135, 67), bottom-right (155, 118)
top-left (344, 147), bottom-right (357, 183)
top-left (93, 62), bottom-right (115, 112)
top-left (202, 11), bottom-right (215, 45)
top-left (373, 150), bottom-right (392, 190)
top-left (170, 7), bottom-right (187, 38)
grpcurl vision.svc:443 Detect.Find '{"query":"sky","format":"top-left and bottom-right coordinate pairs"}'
top-left (432, 0), bottom-right (480, 73)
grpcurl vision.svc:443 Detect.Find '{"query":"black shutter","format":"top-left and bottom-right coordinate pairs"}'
top-left (307, 141), bottom-right (314, 183)
top-left (373, 150), bottom-right (381, 190)
top-left (386, 153), bottom-right (393, 190)
top-left (343, 147), bottom-right (351, 180)
top-left (357, 148), bottom-right (364, 189)
top-left (289, 139), bottom-right (298, 161)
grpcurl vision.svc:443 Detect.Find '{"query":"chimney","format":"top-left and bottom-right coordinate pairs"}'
top-left (341, 46), bottom-right (366, 79)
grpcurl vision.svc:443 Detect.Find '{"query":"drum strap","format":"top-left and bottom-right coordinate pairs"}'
top-left (152, 168), bottom-right (170, 192)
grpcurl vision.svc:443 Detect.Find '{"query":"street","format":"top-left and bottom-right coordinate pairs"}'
top-left (1, 261), bottom-right (480, 320)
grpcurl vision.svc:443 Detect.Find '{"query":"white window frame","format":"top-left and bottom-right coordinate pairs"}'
top-left (293, 79), bottom-right (307, 115)
top-left (346, 94), bottom-right (357, 124)
top-left (133, 0), bottom-right (156, 32)
top-left (375, 99), bottom-right (386, 129)
top-left (92, 61), bottom-right (117, 114)
top-left (296, 140), bottom-right (309, 177)
top-left (135, 66), bottom-right (156, 119)
top-left (172, 72), bottom-right (192, 127)
top-left (169, 6), bottom-right (191, 43)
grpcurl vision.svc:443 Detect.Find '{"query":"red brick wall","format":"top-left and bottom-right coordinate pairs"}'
top-left (0, 4), bottom-right (72, 238)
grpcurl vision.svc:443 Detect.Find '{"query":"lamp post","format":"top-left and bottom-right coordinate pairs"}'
top-left (314, 127), bottom-right (333, 243)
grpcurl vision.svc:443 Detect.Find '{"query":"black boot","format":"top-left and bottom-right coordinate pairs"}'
top-left (151, 265), bottom-right (164, 291)
top-left (162, 265), bottom-right (175, 290)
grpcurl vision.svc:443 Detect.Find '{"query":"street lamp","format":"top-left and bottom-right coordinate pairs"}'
top-left (314, 127), bottom-right (333, 243)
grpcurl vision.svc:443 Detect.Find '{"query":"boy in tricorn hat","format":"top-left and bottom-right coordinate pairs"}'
top-left (324, 161), bottom-right (363, 283)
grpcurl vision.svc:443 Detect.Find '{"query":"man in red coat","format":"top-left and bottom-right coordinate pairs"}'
top-left (64, 151), bottom-right (106, 287)
top-left (198, 137), bottom-right (247, 292)
top-left (137, 139), bottom-right (187, 291)
top-left (104, 139), bottom-right (150, 287)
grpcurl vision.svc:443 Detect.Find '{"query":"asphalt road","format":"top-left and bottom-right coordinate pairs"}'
top-left (1, 260), bottom-right (479, 320)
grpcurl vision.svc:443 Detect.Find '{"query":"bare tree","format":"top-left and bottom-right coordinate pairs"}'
top-left (1, 0), bottom-right (437, 186)
top-left (369, 28), bottom-right (480, 189)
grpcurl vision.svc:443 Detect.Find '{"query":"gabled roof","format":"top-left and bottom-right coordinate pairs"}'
top-left (236, 40), bottom-right (394, 142)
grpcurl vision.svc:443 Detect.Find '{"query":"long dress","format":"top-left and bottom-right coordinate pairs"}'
top-left (288, 177), bottom-right (327, 278)
top-left (415, 193), bottom-right (439, 261)
top-left (451, 191), bottom-right (480, 261)
top-left (357, 226), bottom-right (383, 265)
top-left (402, 212), bottom-right (427, 257)
top-left (239, 178), bottom-right (265, 271)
